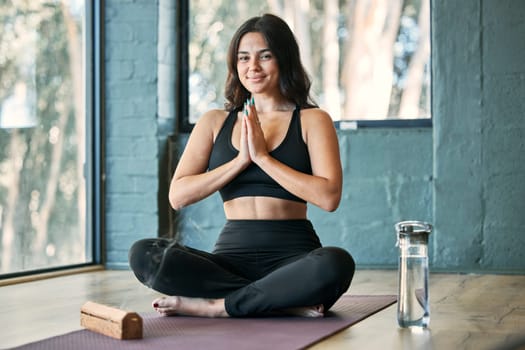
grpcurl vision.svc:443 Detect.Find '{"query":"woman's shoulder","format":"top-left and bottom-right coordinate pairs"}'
top-left (198, 108), bottom-right (230, 123)
top-left (194, 109), bottom-right (230, 130)
top-left (297, 107), bottom-right (337, 143)
top-left (299, 107), bottom-right (333, 126)
top-left (188, 109), bottom-right (232, 143)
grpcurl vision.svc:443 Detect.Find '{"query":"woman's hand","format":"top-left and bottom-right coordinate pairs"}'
top-left (244, 98), bottom-right (269, 163)
top-left (237, 109), bottom-right (252, 168)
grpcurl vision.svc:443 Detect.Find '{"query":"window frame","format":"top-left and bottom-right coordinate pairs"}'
top-left (90, 0), bottom-right (104, 268)
top-left (178, 0), bottom-right (191, 133)
top-left (177, 0), bottom-right (433, 133)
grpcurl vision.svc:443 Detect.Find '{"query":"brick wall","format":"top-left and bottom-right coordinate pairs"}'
top-left (433, 0), bottom-right (525, 271)
top-left (104, 0), bottom-right (159, 269)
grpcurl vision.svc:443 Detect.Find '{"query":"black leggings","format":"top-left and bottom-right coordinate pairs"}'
top-left (128, 219), bottom-right (355, 317)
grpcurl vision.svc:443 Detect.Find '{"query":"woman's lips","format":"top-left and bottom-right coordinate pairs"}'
top-left (247, 75), bottom-right (265, 81)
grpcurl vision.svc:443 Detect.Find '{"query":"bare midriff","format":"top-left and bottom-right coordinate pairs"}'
top-left (223, 196), bottom-right (307, 220)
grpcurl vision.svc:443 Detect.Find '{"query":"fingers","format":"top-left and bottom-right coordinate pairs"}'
top-left (237, 108), bottom-right (251, 166)
top-left (242, 96), bottom-right (268, 162)
top-left (243, 97), bottom-right (259, 125)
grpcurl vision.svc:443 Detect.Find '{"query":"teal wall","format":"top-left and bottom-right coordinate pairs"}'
top-left (104, 0), bottom-right (160, 269)
top-left (432, 0), bottom-right (525, 272)
top-left (104, 0), bottom-right (525, 273)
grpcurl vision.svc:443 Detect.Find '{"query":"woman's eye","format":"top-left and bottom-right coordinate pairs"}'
top-left (238, 55), bottom-right (249, 62)
top-left (260, 53), bottom-right (272, 60)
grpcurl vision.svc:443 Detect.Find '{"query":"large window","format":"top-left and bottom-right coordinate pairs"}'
top-left (0, 0), bottom-right (97, 277)
top-left (184, 0), bottom-right (430, 128)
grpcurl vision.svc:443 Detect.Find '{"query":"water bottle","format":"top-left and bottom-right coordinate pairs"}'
top-left (395, 220), bottom-right (432, 328)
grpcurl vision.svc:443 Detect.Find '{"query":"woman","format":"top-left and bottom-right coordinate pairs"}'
top-left (129, 13), bottom-right (355, 318)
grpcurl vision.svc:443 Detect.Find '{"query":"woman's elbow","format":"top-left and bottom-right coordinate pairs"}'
top-left (169, 186), bottom-right (186, 211)
top-left (169, 194), bottom-right (182, 211)
top-left (322, 199), bottom-right (340, 212)
top-left (318, 192), bottom-right (341, 212)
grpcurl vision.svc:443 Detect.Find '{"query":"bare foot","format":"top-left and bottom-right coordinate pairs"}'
top-left (281, 304), bottom-right (325, 318)
top-left (152, 296), bottom-right (229, 318)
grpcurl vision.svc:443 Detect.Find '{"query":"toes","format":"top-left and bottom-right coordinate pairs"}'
top-left (155, 306), bottom-right (179, 317)
top-left (309, 310), bottom-right (324, 318)
top-left (301, 308), bottom-right (323, 318)
top-left (152, 296), bottom-right (182, 316)
top-left (152, 296), bottom-right (165, 308)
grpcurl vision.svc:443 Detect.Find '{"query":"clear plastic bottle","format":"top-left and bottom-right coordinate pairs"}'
top-left (395, 221), bottom-right (432, 328)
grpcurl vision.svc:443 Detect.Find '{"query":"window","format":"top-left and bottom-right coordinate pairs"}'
top-left (0, 1), bottom-right (98, 277)
top-left (183, 0), bottom-right (431, 129)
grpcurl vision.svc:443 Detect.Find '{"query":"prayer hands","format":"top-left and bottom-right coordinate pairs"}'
top-left (241, 97), bottom-right (268, 164)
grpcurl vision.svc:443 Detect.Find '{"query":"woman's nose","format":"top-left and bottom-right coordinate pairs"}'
top-left (248, 57), bottom-right (260, 70)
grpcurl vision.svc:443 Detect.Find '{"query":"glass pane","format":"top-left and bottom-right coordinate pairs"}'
top-left (189, 0), bottom-right (430, 122)
top-left (0, 0), bottom-right (89, 275)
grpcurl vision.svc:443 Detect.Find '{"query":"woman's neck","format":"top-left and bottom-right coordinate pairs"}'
top-left (251, 94), bottom-right (294, 113)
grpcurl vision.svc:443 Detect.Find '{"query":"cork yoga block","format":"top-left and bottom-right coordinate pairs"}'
top-left (80, 301), bottom-right (143, 340)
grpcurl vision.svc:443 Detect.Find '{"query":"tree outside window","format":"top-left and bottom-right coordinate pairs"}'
top-left (188, 0), bottom-right (430, 124)
top-left (0, 0), bottom-right (90, 276)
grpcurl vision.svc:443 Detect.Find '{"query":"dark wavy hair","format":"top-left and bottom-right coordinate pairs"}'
top-left (224, 13), bottom-right (317, 111)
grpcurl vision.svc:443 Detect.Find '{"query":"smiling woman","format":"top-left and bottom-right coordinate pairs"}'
top-left (129, 13), bottom-right (354, 319)
top-left (236, 36), bottom-right (281, 97)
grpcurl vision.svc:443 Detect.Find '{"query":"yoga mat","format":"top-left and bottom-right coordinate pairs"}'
top-left (10, 295), bottom-right (396, 350)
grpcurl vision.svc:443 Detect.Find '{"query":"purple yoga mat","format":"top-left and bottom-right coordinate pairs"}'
top-left (11, 295), bottom-right (396, 350)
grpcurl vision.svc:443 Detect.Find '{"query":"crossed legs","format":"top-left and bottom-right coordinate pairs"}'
top-left (129, 238), bottom-right (354, 318)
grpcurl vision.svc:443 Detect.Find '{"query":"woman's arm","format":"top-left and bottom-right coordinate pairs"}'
top-left (246, 108), bottom-right (343, 212)
top-left (169, 110), bottom-right (250, 210)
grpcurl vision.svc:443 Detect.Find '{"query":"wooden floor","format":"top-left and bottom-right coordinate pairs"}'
top-left (1, 269), bottom-right (524, 349)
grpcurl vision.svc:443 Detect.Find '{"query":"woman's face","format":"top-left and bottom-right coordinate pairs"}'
top-left (236, 32), bottom-right (280, 96)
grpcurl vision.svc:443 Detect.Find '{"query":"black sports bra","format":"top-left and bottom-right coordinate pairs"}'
top-left (208, 106), bottom-right (312, 203)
